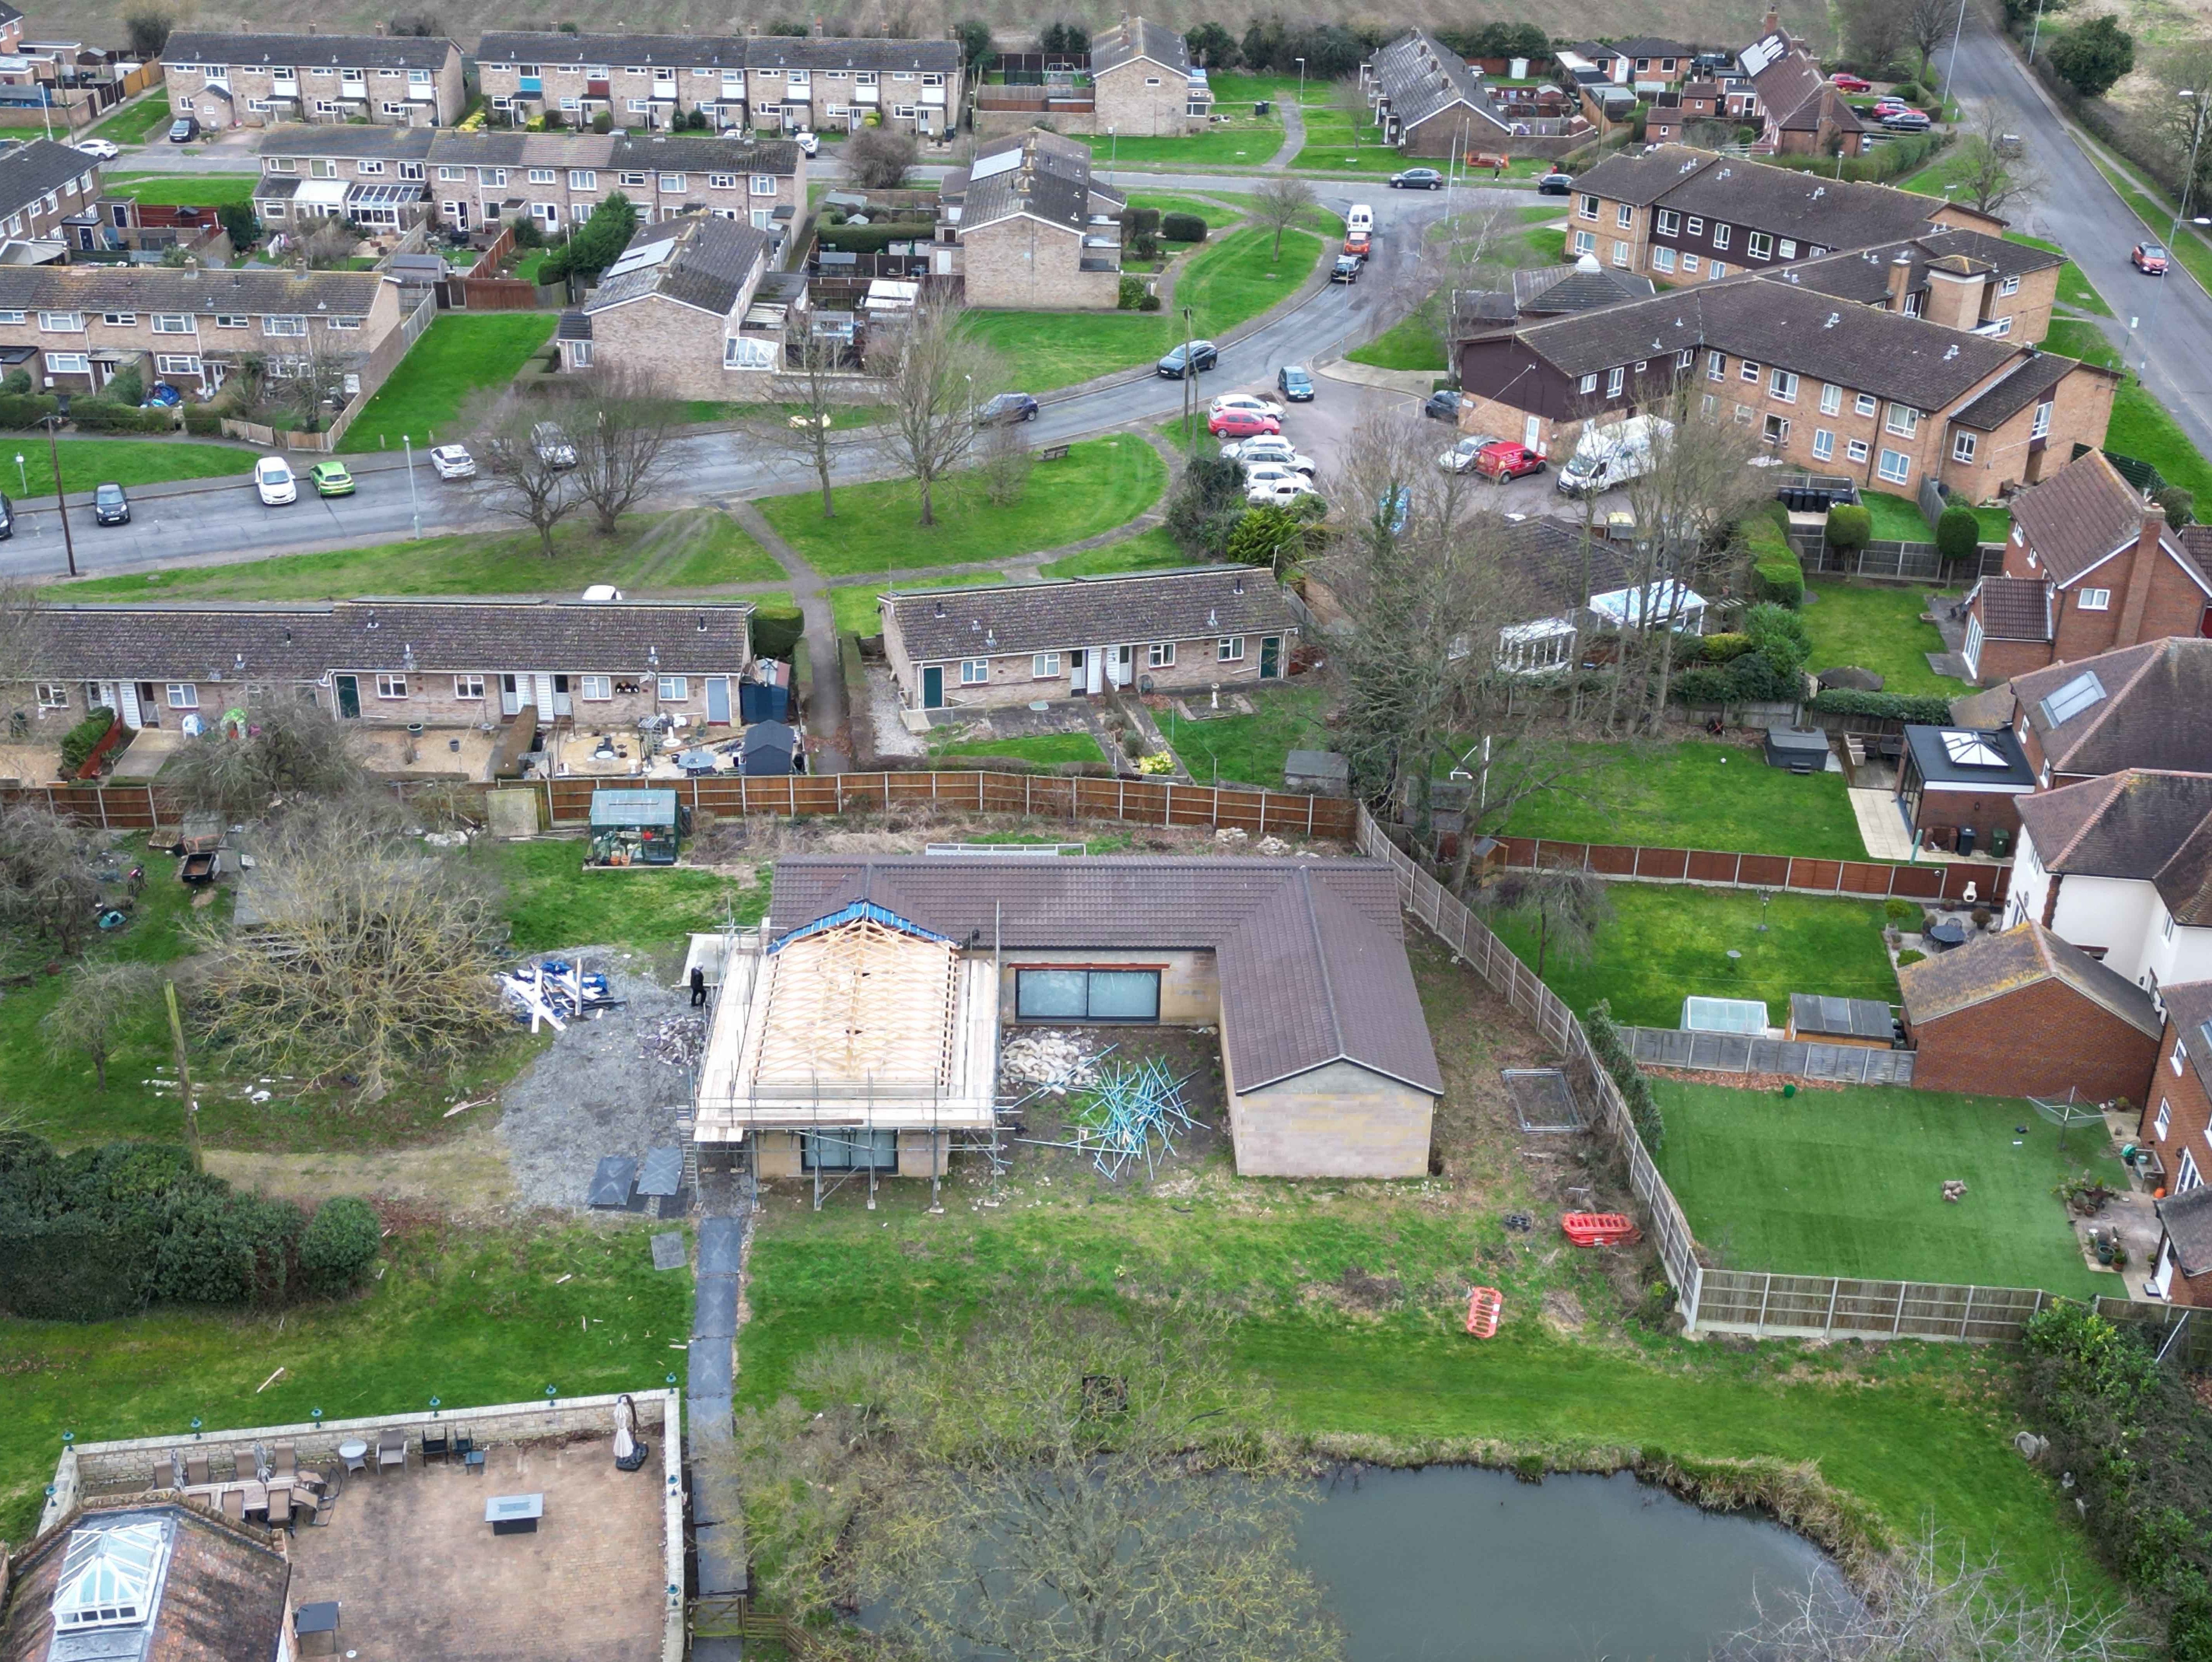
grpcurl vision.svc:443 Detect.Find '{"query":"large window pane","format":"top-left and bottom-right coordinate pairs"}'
top-left (803, 1130), bottom-right (898, 1171)
top-left (1085, 970), bottom-right (1160, 1021)
top-left (1016, 969), bottom-right (1088, 1019)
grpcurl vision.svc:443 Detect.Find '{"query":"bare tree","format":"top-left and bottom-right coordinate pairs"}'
top-left (1428, 201), bottom-right (1552, 368)
top-left (2147, 37), bottom-right (2212, 208)
top-left (870, 302), bottom-right (998, 527)
top-left (975, 416), bottom-right (1032, 506)
top-left (1949, 99), bottom-right (2041, 217)
top-left (847, 126), bottom-right (919, 189)
top-left (469, 390), bottom-right (582, 555)
top-left (566, 367), bottom-right (684, 535)
top-left (743, 329), bottom-right (849, 518)
top-left (1251, 174), bottom-right (1317, 261)
top-left (300, 215), bottom-right (361, 270)
top-left (1481, 867), bottom-right (1614, 979)
top-left (165, 695), bottom-right (368, 817)
top-left (1329, 78), bottom-right (1368, 152)
top-left (274, 336), bottom-right (360, 435)
top-left (1902, 0), bottom-right (1955, 88)
top-left (187, 804), bottom-right (509, 1101)
top-left (411, 780), bottom-right (490, 849)
top-left (1843, 0), bottom-right (1912, 80)
top-left (0, 578), bottom-right (48, 702)
top-left (42, 961), bottom-right (162, 1093)
top-left (0, 804), bottom-right (101, 956)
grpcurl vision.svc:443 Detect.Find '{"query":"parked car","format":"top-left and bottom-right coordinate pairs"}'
top-left (254, 456), bottom-right (297, 506)
top-left (1422, 389), bottom-right (1464, 421)
top-left (979, 391), bottom-right (1040, 424)
top-left (140, 382), bottom-right (183, 409)
top-left (1556, 414), bottom-right (1673, 496)
top-left (93, 482), bottom-right (130, 525)
top-left (2134, 241), bottom-right (2170, 274)
top-left (1881, 110), bottom-right (1932, 131)
top-left (1209, 406), bottom-right (1282, 438)
top-left (0, 491), bottom-right (15, 539)
top-left (428, 443), bottom-right (476, 480)
top-left (1436, 433), bottom-right (1505, 473)
top-left (1346, 203), bottom-right (1374, 234)
top-left (1156, 340), bottom-right (1220, 378)
top-left (1389, 167), bottom-right (1444, 189)
top-left (1330, 254), bottom-right (1364, 284)
top-left (532, 421), bottom-right (578, 467)
top-left (1872, 95), bottom-right (1913, 114)
top-left (1247, 473), bottom-right (1319, 506)
top-left (1222, 436), bottom-right (1317, 473)
top-left (1343, 229), bottom-right (1372, 257)
top-left (790, 131), bottom-right (820, 156)
top-left (73, 138), bottom-right (121, 161)
top-left (1829, 72), bottom-right (1872, 92)
top-left (1536, 170), bottom-right (1575, 195)
top-left (1474, 441), bottom-right (1546, 482)
top-left (167, 116), bottom-right (199, 143)
top-left (1276, 364), bottom-right (1314, 402)
top-left (308, 459), bottom-right (355, 497)
top-left (1209, 392), bottom-right (1285, 420)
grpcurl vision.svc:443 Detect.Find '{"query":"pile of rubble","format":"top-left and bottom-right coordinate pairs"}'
top-left (641, 1014), bottom-right (706, 1069)
top-left (999, 1028), bottom-right (1100, 1095)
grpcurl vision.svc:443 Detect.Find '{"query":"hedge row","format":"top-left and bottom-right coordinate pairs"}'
top-left (1584, 1000), bottom-right (1665, 1152)
top-left (815, 221), bottom-right (939, 255)
top-left (1806, 687), bottom-right (1956, 723)
top-left (752, 608), bottom-right (805, 660)
top-left (1746, 501), bottom-right (1804, 608)
top-left (59, 706), bottom-right (114, 774)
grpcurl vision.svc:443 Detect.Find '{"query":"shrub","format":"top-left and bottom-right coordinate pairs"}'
top-left (1161, 211), bottom-right (1208, 243)
top-left (1118, 274), bottom-right (1145, 310)
top-left (1895, 948), bottom-right (1926, 967)
top-left (2049, 14), bottom-right (2135, 98)
top-left (752, 608), bottom-right (805, 660)
top-left (2158, 485), bottom-right (2197, 529)
top-left (1670, 664), bottom-right (1735, 707)
top-left (0, 390), bottom-right (60, 428)
top-left (1889, 80), bottom-right (1924, 102)
top-left (1700, 632), bottom-right (1755, 662)
top-left (105, 365), bottom-right (145, 408)
top-left (1130, 231), bottom-right (1160, 259)
top-left (1138, 294), bottom-right (1162, 311)
top-left (1585, 1000), bottom-right (1664, 1152)
top-left (1884, 897), bottom-right (1917, 924)
top-left (1825, 503), bottom-right (1873, 549)
top-left (1807, 687), bottom-right (1956, 722)
top-left (182, 405), bottom-right (224, 436)
top-left (67, 399), bottom-right (172, 434)
top-left (1, 368), bottom-right (29, 396)
top-left (1121, 206), bottom-right (1161, 239)
top-left (298, 1195), bottom-right (382, 1295)
top-left (1935, 502), bottom-right (1981, 561)
top-left (1744, 501), bottom-right (1803, 605)
top-left (591, 110), bottom-right (613, 133)
top-left (59, 707), bottom-right (115, 774)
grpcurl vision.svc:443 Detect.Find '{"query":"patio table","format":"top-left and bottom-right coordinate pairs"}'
top-left (487, 1492), bottom-right (543, 1535)
top-left (337, 1439), bottom-right (368, 1474)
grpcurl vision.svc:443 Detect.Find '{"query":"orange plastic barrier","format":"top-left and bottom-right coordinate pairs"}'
top-left (1465, 1286), bottom-right (1503, 1338)
top-left (1561, 1212), bottom-right (1640, 1247)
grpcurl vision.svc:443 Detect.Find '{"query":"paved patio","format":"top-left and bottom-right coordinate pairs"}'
top-left (1846, 787), bottom-right (2010, 869)
top-left (287, 1436), bottom-right (664, 1662)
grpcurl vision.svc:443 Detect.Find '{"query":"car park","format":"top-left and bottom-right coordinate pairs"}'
top-left (254, 456), bottom-right (297, 505)
top-left (1881, 110), bottom-right (1931, 131)
top-left (1343, 230), bottom-right (1372, 257)
top-left (1209, 406), bottom-right (1282, 439)
top-left (1474, 441), bottom-right (1546, 482)
top-left (980, 391), bottom-right (1040, 424)
top-left (2135, 242), bottom-right (2170, 274)
top-left (73, 138), bottom-right (121, 161)
top-left (93, 483), bottom-right (130, 525)
top-left (1389, 167), bottom-right (1444, 189)
top-left (1830, 72), bottom-right (1872, 92)
top-left (428, 443), bottom-right (476, 480)
top-left (167, 116), bottom-right (198, 142)
top-left (532, 421), bottom-right (578, 467)
top-left (1536, 170), bottom-right (1574, 195)
top-left (1436, 433), bottom-right (1504, 473)
top-left (1156, 340), bottom-right (1220, 378)
top-left (1423, 389), bottom-right (1464, 422)
top-left (1330, 254), bottom-right (1364, 284)
top-left (1276, 364), bottom-right (1314, 402)
top-left (1209, 392), bottom-right (1285, 420)
top-left (1221, 437), bottom-right (1316, 473)
top-left (308, 460), bottom-right (355, 497)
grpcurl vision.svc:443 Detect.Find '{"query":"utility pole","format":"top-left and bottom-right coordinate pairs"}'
top-left (166, 980), bottom-right (202, 1173)
top-left (1180, 304), bottom-right (1197, 459)
top-left (403, 432), bottom-right (421, 538)
top-left (42, 410), bottom-right (76, 577)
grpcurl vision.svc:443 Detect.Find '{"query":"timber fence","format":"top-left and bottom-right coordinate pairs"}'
top-left (1491, 836), bottom-right (2009, 905)
top-left (1621, 1025), bottom-right (1917, 1085)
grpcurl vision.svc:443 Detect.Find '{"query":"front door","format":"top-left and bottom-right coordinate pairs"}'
top-left (922, 665), bottom-right (943, 709)
top-left (2156, 1236), bottom-right (2179, 1299)
top-left (1109, 644), bottom-right (1133, 688)
top-left (1260, 636), bottom-right (1281, 679)
top-left (1524, 413), bottom-right (1543, 453)
top-left (445, 200), bottom-right (468, 230)
top-left (552, 674), bottom-right (572, 716)
top-left (500, 673), bottom-right (523, 716)
top-left (335, 674), bottom-right (361, 719)
top-left (135, 684), bottom-right (160, 728)
top-left (706, 675), bottom-right (731, 725)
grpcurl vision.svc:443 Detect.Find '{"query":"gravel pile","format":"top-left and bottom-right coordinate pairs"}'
top-left (496, 948), bottom-right (692, 1211)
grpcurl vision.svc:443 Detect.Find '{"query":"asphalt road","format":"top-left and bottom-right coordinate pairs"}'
top-left (3, 180), bottom-right (1492, 582)
top-left (1946, 16), bottom-right (2212, 460)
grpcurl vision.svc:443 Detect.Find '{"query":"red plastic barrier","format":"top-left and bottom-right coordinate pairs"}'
top-left (1561, 1212), bottom-right (1640, 1247)
top-left (1465, 1286), bottom-right (1503, 1337)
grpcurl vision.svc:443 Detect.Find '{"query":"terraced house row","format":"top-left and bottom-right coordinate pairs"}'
top-left (162, 31), bottom-right (466, 129)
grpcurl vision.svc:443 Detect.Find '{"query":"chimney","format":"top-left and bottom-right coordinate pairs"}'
top-left (1920, 256), bottom-right (1988, 333)
top-left (1762, 6), bottom-right (1782, 35)
top-left (1885, 249), bottom-right (1914, 313)
top-left (2114, 500), bottom-right (2168, 647)
top-left (813, 14), bottom-right (825, 35)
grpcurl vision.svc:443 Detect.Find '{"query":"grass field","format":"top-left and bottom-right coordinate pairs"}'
top-left (963, 226), bottom-right (1324, 388)
top-left (19, 439), bottom-right (249, 501)
top-left (1800, 581), bottom-right (1970, 697)
top-left (1347, 290), bottom-right (1447, 371)
top-left (492, 837), bottom-right (765, 952)
top-left (105, 173), bottom-right (257, 207)
top-left (1861, 489), bottom-right (2009, 544)
top-left (1500, 739), bottom-right (1867, 860)
top-left (1655, 1078), bottom-right (2124, 1295)
top-left (1124, 192), bottom-right (1238, 228)
top-left (829, 571), bottom-right (1003, 636)
top-left (681, 400), bottom-right (888, 430)
top-left (1489, 884), bottom-right (1898, 1030)
top-left (46, 508), bottom-right (784, 601)
top-left (2051, 315), bottom-right (2212, 503)
top-left (89, 94), bottom-right (174, 145)
top-left (338, 313), bottom-right (556, 455)
top-left (1037, 526), bottom-right (1190, 578)
top-left (931, 731), bottom-right (1107, 766)
top-left (1162, 681), bottom-right (1327, 787)
top-left (757, 436), bottom-right (1164, 577)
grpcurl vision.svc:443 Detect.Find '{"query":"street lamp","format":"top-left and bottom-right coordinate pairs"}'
top-left (1296, 58), bottom-right (1306, 104)
top-left (2027, 0), bottom-right (2055, 62)
top-left (2140, 88), bottom-right (2212, 371)
top-left (40, 403), bottom-right (76, 578)
top-left (12, 452), bottom-right (22, 495)
top-left (1943, 0), bottom-right (1970, 109)
top-left (402, 432), bottom-right (420, 539)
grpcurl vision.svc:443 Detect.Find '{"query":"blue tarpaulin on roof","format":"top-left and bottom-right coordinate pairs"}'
top-left (770, 902), bottom-right (954, 954)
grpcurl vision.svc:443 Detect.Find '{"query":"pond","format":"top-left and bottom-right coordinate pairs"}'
top-left (1297, 1465), bottom-right (1842, 1661)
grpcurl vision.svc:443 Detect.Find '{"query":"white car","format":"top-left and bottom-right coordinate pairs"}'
top-left (73, 138), bottom-right (121, 161)
top-left (1210, 392), bottom-right (1287, 420)
top-left (1248, 475), bottom-right (1320, 507)
top-left (790, 130), bottom-right (820, 156)
top-left (428, 443), bottom-right (476, 480)
top-left (253, 455), bottom-right (297, 505)
top-left (1436, 433), bottom-right (1505, 473)
top-left (531, 422), bottom-right (578, 469)
top-left (1222, 437), bottom-right (1317, 474)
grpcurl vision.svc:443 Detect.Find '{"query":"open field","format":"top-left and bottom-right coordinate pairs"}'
top-left (16, 438), bottom-right (249, 501)
top-left (1500, 739), bottom-right (1867, 860)
top-left (338, 313), bottom-right (556, 455)
top-left (1655, 1077), bottom-right (2126, 1295)
top-left (46, 508), bottom-right (784, 601)
top-left (1800, 582), bottom-right (1970, 698)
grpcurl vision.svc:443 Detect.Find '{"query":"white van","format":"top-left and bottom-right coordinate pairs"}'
top-left (1346, 203), bottom-right (1374, 235)
top-left (1556, 414), bottom-right (1674, 496)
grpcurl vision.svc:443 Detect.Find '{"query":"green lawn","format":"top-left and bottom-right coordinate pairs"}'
top-left (1800, 581), bottom-right (1970, 697)
top-left (963, 226), bottom-right (1324, 388)
top-left (1076, 103), bottom-right (1286, 169)
top-left (338, 313), bottom-right (556, 454)
top-left (0, 1218), bottom-right (692, 1542)
top-left (46, 508), bottom-right (784, 601)
top-left (1037, 526), bottom-right (1191, 578)
top-left (105, 173), bottom-right (257, 208)
top-left (757, 436), bottom-right (1164, 577)
top-left (491, 837), bottom-right (765, 953)
top-left (1861, 489), bottom-right (2008, 545)
top-left (1488, 884), bottom-right (1898, 1030)
top-left (1656, 1078), bottom-right (2124, 1295)
top-left (1346, 291), bottom-right (1447, 371)
top-left (510, 247), bottom-right (553, 285)
top-left (1500, 739), bottom-right (1867, 860)
top-left (89, 94), bottom-right (174, 145)
top-left (2051, 315), bottom-right (2212, 501)
top-left (13, 439), bottom-right (248, 502)
top-left (830, 572), bottom-right (1003, 636)
top-left (1124, 192), bottom-right (1236, 228)
top-left (2045, 317), bottom-right (2121, 370)
top-left (931, 731), bottom-right (1107, 766)
top-left (1163, 681), bottom-right (1327, 788)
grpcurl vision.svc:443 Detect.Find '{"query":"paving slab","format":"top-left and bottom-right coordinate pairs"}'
top-left (650, 1230), bottom-right (688, 1271)
top-left (693, 1275), bottom-right (738, 1340)
top-left (696, 1215), bottom-right (743, 1274)
top-left (688, 1337), bottom-right (733, 1399)
top-left (695, 1521), bottom-right (750, 1597)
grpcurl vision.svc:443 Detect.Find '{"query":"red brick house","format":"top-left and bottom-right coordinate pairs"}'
top-left (2141, 981), bottom-right (2212, 1301)
top-left (1992, 638), bottom-right (2212, 791)
top-left (1898, 921), bottom-right (2162, 1100)
top-left (1962, 450), bottom-right (2212, 684)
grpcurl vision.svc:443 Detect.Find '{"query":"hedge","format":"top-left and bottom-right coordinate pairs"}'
top-left (753, 607), bottom-right (805, 660)
top-left (1824, 502), bottom-right (1872, 550)
top-left (60, 707), bottom-right (114, 774)
top-left (814, 219), bottom-right (938, 255)
top-left (182, 405), bottom-right (226, 436)
top-left (1161, 211), bottom-right (1208, 243)
top-left (1806, 688), bottom-right (1956, 723)
top-left (0, 391), bottom-right (60, 429)
top-left (1746, 501), bottom-right (1803, 607)
top-left (298, 1195), bottom-right (382, 1296)
top-left (66, 399), bottom-right (177, 435)
top-left (1584, 1000), bottom-right (1664, 1152)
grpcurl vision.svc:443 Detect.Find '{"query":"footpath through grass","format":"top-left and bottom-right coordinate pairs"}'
top-left (1656, 1078), bottom-right (2124, 1295)
top-left (339, 313), bottom-right (556, 455)
top-left (1037, 526), bottom-right (1190, 578)
top-left (1490, 884), bottom-right (1898, 1029)
top-left (759, 436), bottom-right (1164, 577)
top-left (47, 508), bottom-right (785, 601)
top-left (1800, 582), bottom-right (1970, 697)
top-left (1501, 739), bottom-right (1867, 860)
top-left (21, 438), bottom-right (248, 501)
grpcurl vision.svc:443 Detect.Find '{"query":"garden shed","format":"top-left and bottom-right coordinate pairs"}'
top-left (1786, 993), bottom-right (1898, 1047)
top-left (587, 789), bottom-right (683, 867)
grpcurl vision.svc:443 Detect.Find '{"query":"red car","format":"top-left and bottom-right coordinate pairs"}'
top-left (1474, 441), bottom-right (1546, 482)
top-left (1829, 72), bottom-right (1871, 92)
top-left (1343, 229), bottom-right (1372, 257)
top-left (2135, 241), bottom-right (2170, 275)
top-left (1208, 407), bottom-right (1282, 438)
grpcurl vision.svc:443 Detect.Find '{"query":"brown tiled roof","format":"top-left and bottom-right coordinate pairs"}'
top-left (2159, 1183), bottom-right (2212, 1277)
top-left (886, 568), bottom-right (1295, 663)
top-left (1513, 261), bottom-right (1658, 314)
top-left (475, 30), bottom-right (958, 73)
top-left (2015, 771), bottom-right (2212, 920)
top-left (2014, 639), bottom-right (2212, 776)
top-left (765, 856), bottom-right (1444, 1094)
top-left (2008, 450), bottom-right (2147, 585)
top-left (1570, 144), bottom-right (1716, 207)
top-left (585, 213), bottom-right (767, 319)
top-left (1973, 575), bottom-right (2049, 641)
top-left (1950, 352), bottom-right (2081, 432)
top-left (0, 263), bottom-right (386, 317)
top-left (1777, 84), bottom-right (1862, 135)
top-left (1090, 16), bottom-right (1191, 76)
top-left (1898, 920), bottom-right (2161, 1038)
top-left (164, 29), bottom-right (455, 69)
top-left (1652, 149), bottom-right (1947, 247)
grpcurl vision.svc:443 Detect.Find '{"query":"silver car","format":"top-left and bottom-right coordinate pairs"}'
top-left (428, 443), bottom-right (477, 480)
top-left (531, 422), bottom-right (577, 469)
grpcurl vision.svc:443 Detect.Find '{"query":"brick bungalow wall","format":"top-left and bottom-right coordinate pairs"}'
top-left (959, 216), bottom-right (1120, 310)
top-left (585, 292), bottom-right (777, 402)
top-left (1907, 977), bottom-right (2158, 1101)
top-left (884, 629), bottom-right (1281, 708)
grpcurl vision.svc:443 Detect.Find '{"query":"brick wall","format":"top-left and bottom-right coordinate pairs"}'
top-left (1905, 785), bottom-right (2026, 837)
top-left (899, 628), bottom-right (1289, 709)
top-left (1092, 61), bottom-right (1197, 137)
top-left (1222, 1052), bottom-right (1434, 1178)
top-left (1907, 978), bottom-right (2158, 1100)
top-left (586, 290), bottom-right (775, 403)
top-left (2144, 1024), bottom-right (2212, 1303)
top-left (958, 217), bottom-right (1120, 310)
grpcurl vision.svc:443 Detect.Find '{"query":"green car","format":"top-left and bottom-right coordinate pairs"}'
top-left (307, 460), bottom-right (355, 497)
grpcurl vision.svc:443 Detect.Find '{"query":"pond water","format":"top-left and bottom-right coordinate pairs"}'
top-left (1295, 1465), bottom-right (1842, 1662)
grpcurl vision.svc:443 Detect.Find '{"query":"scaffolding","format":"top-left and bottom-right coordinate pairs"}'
top-left (1015, 1055), bottom-right (1199, 1181)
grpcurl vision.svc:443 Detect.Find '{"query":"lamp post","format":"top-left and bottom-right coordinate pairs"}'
top-left (2141, 89), bottom-right (2212, 373)
top-left (2027, 0), bottom-right (2054, 62)
top-left (1296, 58), bottom-right (1306, 104)
top-left (13, 452), bottom-right (23, 494)
top-left (1107, 125), bottom-right (1116, 188)
top-left (1943, 0), bottom-right (1970, 110)
top-left (402, 432), bottom-right (420, 539)
top-left (41, 403), bottom-right (76, 578)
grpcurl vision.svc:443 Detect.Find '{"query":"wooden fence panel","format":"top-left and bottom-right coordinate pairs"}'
top-left (1735, 853), bottom-right (1790, 887)
top-left (1787, 857), bottom-right (1842, 891)
top-left (1635, 846), bottom-right (1692, 881)
top-left (1684, 850), bottom-right (1738, 884)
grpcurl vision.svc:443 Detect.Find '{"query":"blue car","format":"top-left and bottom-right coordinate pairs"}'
top-left (1276, 364), bottom-right (1314, 402)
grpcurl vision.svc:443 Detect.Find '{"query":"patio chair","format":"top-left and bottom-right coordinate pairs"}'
top-left (220, 1489), bottom-right (245, 1523)
top-left (227, 1451), bottom-right (251, 1483)
top-left (266, 1487), bottom-right (292, 1531)
top-left (376, 1428), bottom-right (407, 1473)
top-left (185, 1454), bottom-right (210, 1487)
top-left (421, 1431), bottom-right (450, 1464)
top-left (272, 1441), bottom-right (296, 1480)
top-left (300, 1484), bottom-right (339, 1529)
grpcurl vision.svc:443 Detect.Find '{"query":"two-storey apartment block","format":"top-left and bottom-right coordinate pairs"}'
top-left (940, 128), bottom-right (1124, 309)
top-left (0, 265), bottom-right (401, 398)
top-left (556, 214), bottom-right (776, 400)
top-left (161, 32), bottom-right (464, 130)
top-left (254, 126), bottom-right (804, 239)
top-left (1453, 273), bottom-right (2116, 499)
top-left (0, 5), bottom-right (23, 58)
top-left (1565, 145), bottom-right (2000, 288)
top-left (474, 32), bottom-right (963, 139)
top-left (1772, 231), bottom-right (2065, 345)
top-left (0, 138), bottom-right (106, 260)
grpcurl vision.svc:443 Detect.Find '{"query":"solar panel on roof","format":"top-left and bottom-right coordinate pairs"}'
top-left (605, 238), bottom-right (677, 279)
top-left (971, 147), bottom-right (1022, 182)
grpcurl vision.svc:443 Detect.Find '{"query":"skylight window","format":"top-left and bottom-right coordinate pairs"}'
top-left (2039, 669), bottom-right (2106, 727)
top-left (53, 1520), bottom-right (168, 1632)
top-left (1940, 730), bottom-right (2010, 768)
